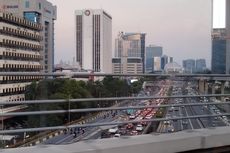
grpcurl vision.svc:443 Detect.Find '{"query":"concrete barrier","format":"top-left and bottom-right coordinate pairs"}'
top-left (4, 126), bottom-right (230, 153)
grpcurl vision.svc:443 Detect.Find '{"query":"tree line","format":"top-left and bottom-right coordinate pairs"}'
top-left (24, 76), bottom-right (143, 128)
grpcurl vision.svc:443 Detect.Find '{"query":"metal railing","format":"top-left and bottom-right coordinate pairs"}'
top-left (0, 72), bottom-right (230, 147)
top-left (0, 94), bottom-right (230, 133)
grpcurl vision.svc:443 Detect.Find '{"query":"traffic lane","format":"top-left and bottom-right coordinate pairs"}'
top-left (44, 111), bottom-right (121, 144)
top-left (184, 105), bottom-right (202, 129)
top-left (191, 99), bottom-right (227, 128)
top-left (180, 106), bottom-right (193, 130)
top-left (189, 97), bottom-right (226, 128)
top-left (58, 112), bottom-right (124, 144)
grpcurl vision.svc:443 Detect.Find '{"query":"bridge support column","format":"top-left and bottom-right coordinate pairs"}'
top-left (221, 82), bottom-right (225, 102)
top-left (198, 79), bottom-right (205, 94)
top-left (212, 84), bottom-right (216, 94)
top-left (204, 81), bottom-right (209, 95)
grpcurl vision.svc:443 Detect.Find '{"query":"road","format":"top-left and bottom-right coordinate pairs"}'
top-left (158, 80), bottom-right (227, 133)
top-left (42, 81), bottom-right (162, 144)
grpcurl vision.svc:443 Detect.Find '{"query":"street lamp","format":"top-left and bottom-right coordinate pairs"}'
top-left (1, 105), bottom-right (4, 148)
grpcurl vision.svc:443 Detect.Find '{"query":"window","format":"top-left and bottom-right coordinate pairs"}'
top-left (25, 1), bottom-right (30, 8)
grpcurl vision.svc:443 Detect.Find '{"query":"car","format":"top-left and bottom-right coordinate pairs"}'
top-left (136, 124), bottom-right (143, 131)
top-left (114, 133), bottom-right (121, 138)
top-left (174, 107), bottom-right (179, 111)
top-left (167, 127), bottom-right (175, 132)
top-left (141, 121), bottom-right (147, 126)
top-left (182, 120), bottom-right (188, 125)
top-left (108, 127), bottom-right (118, 134)
top-left (169, 107), bottom-right (174, 112)
top-left (130, 130), bottom-right (138, 135)
top-left (145, 115), bottom-right (152, 119)
top-left (163, 120), bottom-right (170, 125)
top-left (126, 123), bottom-right (134, 129)
top-left (129, 115), bottom-right (136, 119)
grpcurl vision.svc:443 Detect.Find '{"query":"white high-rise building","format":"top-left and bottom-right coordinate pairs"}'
top-left (0, 0), bottom-right (57, 73)
top-left (75, 9), bottom-right (112, 73)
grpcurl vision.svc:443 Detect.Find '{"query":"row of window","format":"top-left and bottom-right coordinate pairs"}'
top-left (1, 87), bottom-right (26, 94)
top-left (0, 26), bottom-right (42, 41)
top-left (5, 98), bottom-right (25, 102)
top-left (0, 93), bottom-right (25, 99)
top-left (0, 13), bottom-right (42, 31)
top-left (1, 76), bottom-right (43, 81)
top-left (7, 98), bottom-right (25, 102)
top-left (0, 51), bottom-right (42, 61)
top-left (1, 64), bottom-right (42, 70)
top-left (0, 39), bottom-right (42, 51)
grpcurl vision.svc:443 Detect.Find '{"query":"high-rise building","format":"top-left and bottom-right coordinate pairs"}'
top-left (211, 28), bottom-right (226, 74)
top-left (0, 0), bottom-right (57, 73)
top-left (153, 57), bottom-right (162, 71)
top-left (196, 59), bottom-right (206, 72)
top-left (75, 9), bottom-right (112, 73)
top-left (0, 12), bottom-right (43, 105)
top-left (145, 45), bottom-right (162, 73)
top-left (183, 59), bottom-right (196, 73)
top-left (226, 0), bottom-right (230, 74)
top-left (112, 57), bottom-right (143, 74)
top-left (115, 32), bottom-right (146, 73)
top-left (161, 55), bottom-right (173, 70)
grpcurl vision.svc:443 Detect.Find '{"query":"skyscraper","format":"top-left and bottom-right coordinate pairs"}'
top-left (145, 45), bottom-right (163, 73)
top-left (211, 28), bottom-right (226, 74)
top-left (161, 55), bottom-right (173, 70)
top-left (226, 0), bottom-right (230, 74)
top-left (0, 0), bottom-right (57, 73)
top-left (0, 11), bottom-right (43, 102)
top-left (196, 59), bottom-right (206, 72)
top-left (115, 32), bottom-right (146, 73)
top-left (75, 9), bottom-right (112, 73)
top-left (183, 59), bottom-right (196, 73)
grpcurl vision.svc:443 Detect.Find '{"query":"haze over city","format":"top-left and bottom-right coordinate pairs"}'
top-left (49, 0), bottom-right (225, 68)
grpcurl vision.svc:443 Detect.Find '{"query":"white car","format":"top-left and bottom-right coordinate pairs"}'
top-left (129, 115), bottom-right (136, 119)
top-left (114, 133), bottom-right (121, 138)
top-left (108, 127), bottom-right (118, 134)
top-left (136, 124), bottom-right (143, 131)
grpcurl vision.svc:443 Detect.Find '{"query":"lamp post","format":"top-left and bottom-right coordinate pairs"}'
top-left (1, 105), bottom-right (4, 148)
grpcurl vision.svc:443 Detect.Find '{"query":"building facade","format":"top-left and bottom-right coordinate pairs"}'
top-left (0, 0), bottom-right (57, 73)
top-left (226, 0), bottom-right (230, 74)
top-left (115, 32), bottom-right (146, 73)
top-left (161, 55), bottom-right (173, 70)
top-left (75, 9), bottom-right (112, 73)
top-left (153, 57), bottom-right (162, 72)
top-left (0, 11), bottom-right (43, 102)
top-left (212, 28), bottom-right (226, 74)
top-left (196, 59), bottom-right (206, 72)
top-left (183, 59), bottom-right (196, 73)
top-left (112, 57), bottom-right (143, 74)
top-left (145, 45), bottom-right (162, 73)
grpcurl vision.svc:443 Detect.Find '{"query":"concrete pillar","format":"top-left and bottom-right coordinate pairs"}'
top-left (211, 84), bottom-right (216, 94)
top-left (204, 81), bottom-right (209, 95)
top-left (198, 79), bottom-right (205, 94)
top-left (221, 82), bottom-right (225, 102)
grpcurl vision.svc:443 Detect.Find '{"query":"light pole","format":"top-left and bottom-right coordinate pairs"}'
top-left (1, 105), bottom-right (4, 148)
top-left (1, 105), bottom-right (3, 130)
top-left (68, 95), bottom-right (71, 123)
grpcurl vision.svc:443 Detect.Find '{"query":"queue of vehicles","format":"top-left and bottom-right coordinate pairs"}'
top-left (105, 81), bottom-right (171, 138)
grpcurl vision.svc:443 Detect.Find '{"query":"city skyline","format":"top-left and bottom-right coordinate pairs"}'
top-left (48, 0), bottom-right (225, 68)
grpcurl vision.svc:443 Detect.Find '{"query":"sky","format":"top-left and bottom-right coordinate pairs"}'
top-left (48, 0), bottom-right (225, 68)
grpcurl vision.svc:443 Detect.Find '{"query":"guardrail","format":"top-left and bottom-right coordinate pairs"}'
top-left (0, 98), bottom-right (230, 134)
top-left (1, 72), bottom-right (230, 148)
